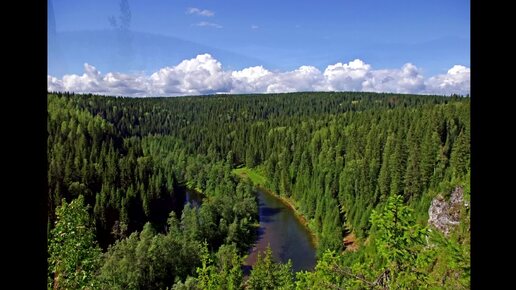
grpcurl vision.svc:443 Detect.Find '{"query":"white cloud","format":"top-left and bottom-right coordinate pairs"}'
top-left (48, 63), bottom-right (149, 96)
top-left (149, 54), bottom-right (231, 95)
top-left (361, 63), bottom-right (425, 94)
top-left (186, 7), bottom-right (214, 17)
top-left (251, 25), bottom-right (259, 29)
top-left (47, 54), bottom-right (470, 97)
top-left (324, 59), bottom-right (372, 91)
top-left (194, 21), bottom-right (222, 29)
top-left (230, 65), bottom-right (325, 94)
top-left (231, 66), bottom-right (273, 93)
top-left (47, 75), bottom-right (63, 92)
top-left (268, 66), bottom-right (325, 93)
top-left (425, 65), bottom-right (470, 95)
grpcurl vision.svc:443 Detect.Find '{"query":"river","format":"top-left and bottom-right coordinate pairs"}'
top-left (183, 186), bottom-right (317, 273)
top-left (244, 188), bottom-right (317, 273)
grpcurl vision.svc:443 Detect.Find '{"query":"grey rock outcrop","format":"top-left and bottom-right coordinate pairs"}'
top-left (427, 187), bottom-right (467, 236)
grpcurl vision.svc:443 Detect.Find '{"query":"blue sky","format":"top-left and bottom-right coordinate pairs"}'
top-left (48, 0), bottom-right (470, 96)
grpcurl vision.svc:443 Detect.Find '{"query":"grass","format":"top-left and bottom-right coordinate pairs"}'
top-left (232, 165), bottom-right (268, 186)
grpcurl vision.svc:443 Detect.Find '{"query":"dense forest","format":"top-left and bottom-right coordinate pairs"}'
top-left (47, 91), bottom-right (470, 289)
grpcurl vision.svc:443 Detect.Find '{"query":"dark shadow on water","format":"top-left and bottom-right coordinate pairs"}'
top-left (259, 205), bottom-right (282, 223)
top-left (247, 226), bottom-right (266, 255)
top-left (256, 226), bottom-right (265, 240)
top-left (242, 264), bottom-right (252, 276)
top-left (279, 243), bottom-right (289, 261)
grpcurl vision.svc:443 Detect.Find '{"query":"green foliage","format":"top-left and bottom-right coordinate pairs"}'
top-left (195, 242), bottom-right (243, 290)
top-left (295, 191), bottom-right (470, 289)
top-left (295, 250), bottom-right (376, 289)
top-left (232, 166), bottom-right (268, 187)
top-left (450, 128), bottom-right (470, 179)
top-left (370, 195), bottom-right (427, 270)
top-left (48, 195), bottom-right (102, 289)
top-left (47, 92), bottom-right (470, 289)
top-left (369, 194), bottom-right (430, 288)
top-left (97, 175), bottom-right (258, 289)
top-left (171, 276), bottom-right (198, 290)
top-left (426, 230), bottom-right (470, 289)
top-left (246, 245), bottom-right (295, 290)
top-left (98, 217), bottom-right (203, 289)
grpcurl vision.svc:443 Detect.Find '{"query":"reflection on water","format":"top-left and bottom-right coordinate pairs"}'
top-left (244, 189), bottom-right (316, 273)
top-left (184, 189), bottom-right (203, 208)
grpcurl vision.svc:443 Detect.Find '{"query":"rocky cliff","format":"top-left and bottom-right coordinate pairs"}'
top-left (428, 186), bottom-right (468, 236)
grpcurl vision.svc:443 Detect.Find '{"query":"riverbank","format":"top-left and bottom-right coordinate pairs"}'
top-left (232, 166), bottom-right (319, 248)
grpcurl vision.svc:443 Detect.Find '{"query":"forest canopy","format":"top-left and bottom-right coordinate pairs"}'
top-left (47, 91), bottom-right (469, 289)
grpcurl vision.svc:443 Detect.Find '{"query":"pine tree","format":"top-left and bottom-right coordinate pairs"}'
top-left (247, 245), bottom-right (294, 290)
top-left (450, 128), bottom-right (470, 179)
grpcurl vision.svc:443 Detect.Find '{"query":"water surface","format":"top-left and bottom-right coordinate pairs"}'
top-left (244, 188), bottom-right (316, 273)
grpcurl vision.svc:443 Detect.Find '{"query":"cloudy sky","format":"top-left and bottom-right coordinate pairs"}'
top-left (48, 0), bottom-right (470, 97)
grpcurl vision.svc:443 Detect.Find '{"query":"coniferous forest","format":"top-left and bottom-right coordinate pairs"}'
top-left (47, 91), bottom-right (470, 289)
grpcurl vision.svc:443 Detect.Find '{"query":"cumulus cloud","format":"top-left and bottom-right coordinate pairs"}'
top-left (149, 54), bottom-right (231, 95)
top-left (230, 65), bottom-right (325, 94)
top-left (231, 66), bottom-right (273, 93)
top-left (361, 63), bottom-right (425, 94)
top-left (194, 21), bottom-right (222, 29)
top-left (324, 59), bottom-right (372, 91)
top-left (47, 54), bottom-right (470, 97)
top-left (48, 63), bottom-right (148, 96)
top-left (186, 7), bottom-right (214, 17)
top-left (268, 66), bottom-right (325, 93)
top-left (425, 65), bottom-right (470, 95)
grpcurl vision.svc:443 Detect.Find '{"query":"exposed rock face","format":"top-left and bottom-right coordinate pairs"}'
top-left (428, 187), bottom-right (467, 236)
